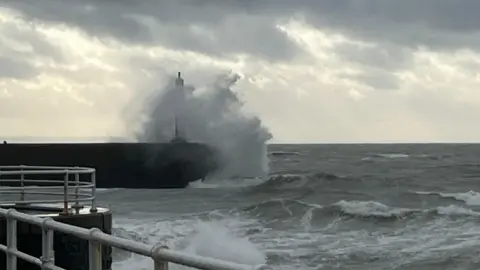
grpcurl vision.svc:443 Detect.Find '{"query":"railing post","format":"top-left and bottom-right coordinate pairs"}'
top-left (74, 167), bottom-right (81, 214)
top-left (88, 228), bottom-right (102, 270)
top-left (6, 209), bottom-right (18, 270)
top-left (19, 165), bottom-right (25, 201)
top-left (40, 218), bottom-right (55, 269)
top-left (90, 171), bottom-right (97, 213)
top-left (151, 244), bottom-right (169, 270)
top-left (62, 170), bottom-right (69, 215)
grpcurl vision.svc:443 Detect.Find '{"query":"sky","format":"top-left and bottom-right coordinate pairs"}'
top-left (1, 0), bottom-right (480, 143)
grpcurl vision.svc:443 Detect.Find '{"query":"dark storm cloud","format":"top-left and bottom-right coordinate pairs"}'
top-left (5, 0), bottom-right (480, 56)
top-left (3, 0), bottom-right (479, 69)
top-left (251, 0), bottom-right (480, 50)
top-left (2, 0), bottom-right (298, 61)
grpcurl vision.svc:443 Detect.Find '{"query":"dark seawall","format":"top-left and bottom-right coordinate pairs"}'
top-left (0, 142), bottom-right (219, 188)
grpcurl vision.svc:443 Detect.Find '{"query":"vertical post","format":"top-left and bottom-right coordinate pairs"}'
top-left (90, 171), bottom-right (97, 213)
top-left (152, 245), bottom-right (169, 270)
top-left (74, 167), bottom-right (80, 214)
top-left (63, 170), bottom-right (69, 215)
top-left (19, 165), bottom-right (24, 201)
top-left (88, 241), bottom-right (102, 270)
top-left (41, 218), bottom-right (55, 269)
top-left (154, 260), bottom-right (169, 270)
top-left (6, 209), bottom-right (17, 270)
top-left (88, 228), bottom-right (102, 270)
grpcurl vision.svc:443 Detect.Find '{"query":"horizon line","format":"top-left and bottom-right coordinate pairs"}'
top-left (2, 136), bottom-right (480, 144)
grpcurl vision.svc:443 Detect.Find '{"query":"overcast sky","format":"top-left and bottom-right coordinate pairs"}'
top-left (1, 0), bottom-right (480, 143)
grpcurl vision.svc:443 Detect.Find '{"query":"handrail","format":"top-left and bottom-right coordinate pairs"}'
top-left (0, 165), bottom-right (273, 270)
top-left (0, 165), bottom-right (97, 214)
top-left (0, 208), bottom-right (272, 270)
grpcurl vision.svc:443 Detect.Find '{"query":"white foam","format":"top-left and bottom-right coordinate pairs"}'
top-left (112, 214), bottom-right (267, 270)
top-left (183, 221), bottom-right (266, 265)
top-left (414, 190), bottom-right (480, 206)
top-left (187, 177), bottom-right (266, 189)
top-left (375, 153), bottom-right (410, 159)
top-left (334, 200), bottom-right (412, 217)
top-left (436, 205), bottom-right (480, 216)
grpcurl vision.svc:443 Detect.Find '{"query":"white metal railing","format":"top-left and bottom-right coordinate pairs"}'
top-left (0, 166), bottom-right (272, 270)
top-left (0, 165), bottom-right (97, 214)
top-left (0, 208), bottom-right (272, 270)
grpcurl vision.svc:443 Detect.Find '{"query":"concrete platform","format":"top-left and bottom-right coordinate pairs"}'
top-left (0, 203), bottom-right (112, 270)
top-left (0, 142), bottom-right (219, 188)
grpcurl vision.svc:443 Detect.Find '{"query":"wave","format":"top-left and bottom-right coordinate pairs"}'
top-left (187, 177), bottom-right (266, 189)
top-left (250, 172), bottom-right (343, 190)
top-left (127, 72), bottom-right (272, 179)
top-left (375, 153), bottom-right (410, 159)
top-left (361, 153), bottom-right (410, 161)
top-left (111, 214), bottom-right (266, 269)
top-left (241, 198), bottom-right (480, 222)
top-left (188, 171), bottom-right (344, 190)
top-left (333, 201), bottom-right (480, 219)
top-left (362, 153), bottom-right (448, 161)
top-left (268, 151), bottom-right (303, 157)
top-left (413, 190), bottom-right (480, 206)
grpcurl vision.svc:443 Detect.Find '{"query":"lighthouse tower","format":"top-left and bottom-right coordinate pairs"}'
top-left (172, 72), bottom-right (186, 142)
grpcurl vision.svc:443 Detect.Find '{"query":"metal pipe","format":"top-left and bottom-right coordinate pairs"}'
top-left (6, 209), bottom-right (18, 270)
top-left (90, 171), bottom-right (97, 213)
top-left (41, 218), bottom-right (55, 269)
top-left (74, 167), bottom-right (81, 214)
top-left (153, 245), bottom-right (169, 270)
top-left (88, 229), bottom-right (103, 270)
top-left (20, 165), bottom-right (24, 201)
top-left (62, 170), bottom-right (69, 215)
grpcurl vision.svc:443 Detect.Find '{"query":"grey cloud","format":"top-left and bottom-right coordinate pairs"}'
top-left (355, 72), bottom-right (399, 90)
top-left (5, 0), bottom-right (480, 42)
top-left (0, 56), bottom-right (37, 79)
top-left (333, 42), bottom-right (408, 90)
top-left (3, 0), bottom-right (298, 61)
top-left (3, 0), bottom-right (153, 44)
top-left (292, 0), bottom-right (480, 51)
top-left (1, 25), bottom-right (64, 62)
top-left (142, 15), bottom-right (298, 61)
top-left (340, 70), bottom-right (399, 90)
top-left (334, 42), bottom-right (412, 71)
top-left (3, 0), bottom-right (480, 72)
top-left (0, 18), bottom-right (65, 80)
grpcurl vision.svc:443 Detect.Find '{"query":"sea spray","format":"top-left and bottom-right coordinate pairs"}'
top-left (129, 71), bottom-right (272, 178)
top-left (182, 221), bottom-right (266, 266)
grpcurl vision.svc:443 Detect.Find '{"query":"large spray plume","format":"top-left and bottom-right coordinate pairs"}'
top-left (129, 71), bottom-right (272, 179)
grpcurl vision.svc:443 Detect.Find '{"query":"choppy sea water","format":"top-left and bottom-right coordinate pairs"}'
top-left (97, 144), bottom-right (480, 270)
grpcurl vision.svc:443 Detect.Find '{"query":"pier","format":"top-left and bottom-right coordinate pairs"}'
top-left (0, 165), bottom-right (271, 270)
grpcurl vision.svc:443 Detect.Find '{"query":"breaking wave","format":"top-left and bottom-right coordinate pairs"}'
top-left (125, 71), bottom-right (272, 179)
top-left (413, 190), bottom-right (480, 206)
top-left (188, 171), bottom-right (344, 190)
top-left (241, 198), bottom-right (480, 221)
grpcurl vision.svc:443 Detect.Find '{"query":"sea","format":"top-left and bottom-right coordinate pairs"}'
top-left (98, 144), bottom-right (480, 270)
